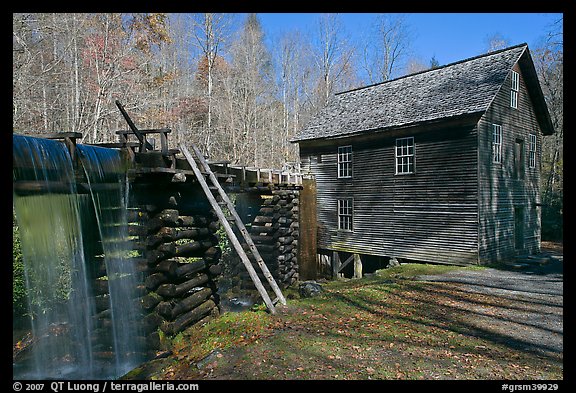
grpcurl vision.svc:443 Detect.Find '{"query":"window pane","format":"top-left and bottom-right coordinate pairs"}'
top-left (511, 71), bottom-right (519, 108)
top-left (395, 137), bottom-right (414, 174)
top-left (492, 125), bottom-right (502, 163)
top-left (338, 199), bottom-right (353, 230)
top-left (512, 71), bottom-right (519, 91)
top-left (529, 134), bottom-right (536, 168)
top-left (511, 90), bottom-right (518, 109)
top-left (338, 146), bottom-right (352, 178)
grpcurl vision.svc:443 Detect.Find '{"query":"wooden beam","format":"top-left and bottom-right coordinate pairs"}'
top-left (115, 100), bottom-right (154, 151)
top-left (159, 130), bottom-right (168, 155)
top-left (44, 132), bottom-right (83, 139)
top-left (337, 253), bottom-right (355, 273)
top-left (298, 177), bottom-right (317, 280)
top-left (13, 180), bottom-right (73, 195)
top-left (90, 142), bottom-right (140, 149)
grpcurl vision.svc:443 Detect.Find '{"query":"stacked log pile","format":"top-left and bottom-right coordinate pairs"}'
top-left (235, 187), bottom-right (300, 291)
top-left (139, 206), bottom-right (222, 341)
top-left (89, 179), bottom-right (301, 353)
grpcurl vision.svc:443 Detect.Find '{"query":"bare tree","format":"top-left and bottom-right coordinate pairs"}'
top-left (361, 13), bottom-right (412, 83)
top-left (310, 13), bottom-right (356, 109)
top-left (484, 33), bottom-right (510, 52)
top-left (533, 17), bottom-right (563, 239)
top-left (404, 56), bottom-right (429, 75)
top-left (274, 30), bottom-right (310, 163)
top-left (158, 14), bottom-right (203, 146)
top-left (190, 13), bottom-right (233, 155)
top-left (13, 13), bottom-right (174, 143)
top-left (226, 14), bottom-right (276, 167)
top-left (13, 13), bottom-right (69, 133)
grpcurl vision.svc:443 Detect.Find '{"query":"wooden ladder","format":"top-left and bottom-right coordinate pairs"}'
top-left (179, 143), bottom-right (286, 314)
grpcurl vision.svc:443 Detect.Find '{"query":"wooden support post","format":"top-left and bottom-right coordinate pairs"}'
top-left (332, 251), bottom-right (341, 279)
top-left (160, 130), bottom-right (169, 156)
top-left (298, 177), bottom-right (317, 280)
top-left (353, 253), bottom-right (362, 279)
top-left (63, 137), bottom-right (77, 162)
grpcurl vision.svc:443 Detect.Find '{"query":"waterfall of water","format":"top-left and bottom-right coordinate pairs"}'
top-left (13, 135), bottom-right (144, 380)
top-left (13, 135), bottom-right (96, 379)
top-left (76, 144), bottom-right (144, 378)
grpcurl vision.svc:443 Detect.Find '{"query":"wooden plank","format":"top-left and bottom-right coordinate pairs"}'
top-left (91, 141), bottom-right (141, 148)
top-left (128, 168), bottom-right (195, 177)
top-left (190, 144), bottom-right (286, 306)
top-left (44, 132), bottom-right (83, 139)
top-left (179, 143), bottom-right (278, 314)
top-left (116, 128), bottom-right (172, 136)
top-left (13, 180), bottom-right (73, 195)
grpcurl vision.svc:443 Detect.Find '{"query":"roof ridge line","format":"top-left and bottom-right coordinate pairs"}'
top-left (336, 42), bottom-right (528, 96)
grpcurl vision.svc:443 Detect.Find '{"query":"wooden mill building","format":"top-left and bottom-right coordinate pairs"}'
top-left (292, 43), bottom-right (554, 274)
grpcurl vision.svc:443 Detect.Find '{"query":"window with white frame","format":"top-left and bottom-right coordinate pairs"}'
top-left (337, 145), bottom-right (352, 178)
top-left (338, 198), bottom-right (353, 231)
top-left (529, 133), bottom-right (537, 168)
top-left (492, 124), bottom-right (502, 163)
top-left (395, 137), bottom-right (415, 174)
top-left (511, 70), bottom-right (519, 109)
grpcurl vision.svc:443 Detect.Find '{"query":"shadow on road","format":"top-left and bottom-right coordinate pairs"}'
top-left (413, 246), bottom-right (563, 362)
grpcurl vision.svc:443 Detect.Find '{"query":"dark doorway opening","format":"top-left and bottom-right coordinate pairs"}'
top-left (514, 206), bottom-right (525, 252)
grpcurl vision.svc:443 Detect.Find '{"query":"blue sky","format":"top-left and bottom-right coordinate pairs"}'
top-left (257, 13), bottom-right (562, 69)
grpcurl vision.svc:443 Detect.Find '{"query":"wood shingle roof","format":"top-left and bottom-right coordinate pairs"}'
top-left (292, 43), bottom-right (551, 142)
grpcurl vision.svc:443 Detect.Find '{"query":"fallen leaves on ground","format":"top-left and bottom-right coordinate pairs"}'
top-left (152, 267), bottom-right (562, 381)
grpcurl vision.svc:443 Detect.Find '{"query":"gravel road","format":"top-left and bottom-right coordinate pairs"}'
top-left (415, 254), bottom-right (563, 360)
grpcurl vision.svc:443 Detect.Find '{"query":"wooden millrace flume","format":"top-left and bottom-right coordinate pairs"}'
top-left (180, 143), bottom-right (286, 314)
top-left (14, 99), bottom-right (302, 379)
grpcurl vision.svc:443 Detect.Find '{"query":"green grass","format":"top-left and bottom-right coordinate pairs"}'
top-left (148, 263), bottom-right (562, 381)
top-left (166, 308), bottom-right (275, 365)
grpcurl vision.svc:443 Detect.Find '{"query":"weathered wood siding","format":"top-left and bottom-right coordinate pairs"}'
top-left (300, 124), bottom-right (479, 265)
top-left (477, 62), bottom-right (543, 263)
